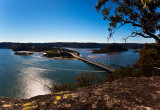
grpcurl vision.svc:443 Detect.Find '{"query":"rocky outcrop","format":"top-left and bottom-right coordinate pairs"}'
top-left (0, 77), bottom-right (160, 110)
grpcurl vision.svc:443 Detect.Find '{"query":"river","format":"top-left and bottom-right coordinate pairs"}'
top-left (0, 49), bottom-right (139, 99)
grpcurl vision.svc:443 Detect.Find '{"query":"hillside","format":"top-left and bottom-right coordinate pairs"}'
top-left (0, 42), bottom-right (144, 49)
top-left (93, 43), bottom-right (128, 53)
top-left (0, 76), bottom-right (159, 110)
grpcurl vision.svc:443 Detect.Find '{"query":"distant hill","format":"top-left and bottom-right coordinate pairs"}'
top-left (0, 42), bottom-right (17, 49)
top-left (12, 43), bottom-right (34, 51)
top-left (121, 43), bottom-right (143, 49)
top-left (0, 42), bottom-right (144, 49)
top-left (30, 42), bottom-right (106, 48)
top-left (12, 43), bottom-right (57, 52)
top-left (93, 43), bottom-right (128, 53)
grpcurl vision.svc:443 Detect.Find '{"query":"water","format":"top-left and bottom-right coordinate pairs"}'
top-left (0, 49), bottom-right (139, 99)
top-left (74, 48), bottom-right (139, 67)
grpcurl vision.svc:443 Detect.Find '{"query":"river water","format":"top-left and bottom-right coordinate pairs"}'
top-left (0, 49), bottom-right (139, 99)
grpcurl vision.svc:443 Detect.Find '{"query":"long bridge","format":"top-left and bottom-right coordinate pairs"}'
top-left (70, 52), bottom-right (119, 73)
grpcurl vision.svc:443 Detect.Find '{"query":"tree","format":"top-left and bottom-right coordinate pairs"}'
top-left (133, 43), bottom-right (160, 76)
top-left (106, 43), bottom-right (160, 82)
top-left (95, 0), bottom-right (160, 44)
top-left (141, 0), bottom-right (159, 8)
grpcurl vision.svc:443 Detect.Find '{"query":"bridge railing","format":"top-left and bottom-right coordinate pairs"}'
top-left (80, 56), bottom-right (119, 70)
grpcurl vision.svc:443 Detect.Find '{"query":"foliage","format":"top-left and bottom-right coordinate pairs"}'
top-left (12, 43), bottom-right (34, 51)
top-left (96, 0), bottom-right (160, 44)
top-left (12, 43), bottom-right (57, 52)
top-left (44, 51), bottom-right (73, 58)
top-left (75, 73), bottom-right (103, 87)
top-left (93, 43), bottom-right (128, 53)
top-left (133, 43), bottom-right (160, 76)
top-left (106, 43), bottom-right (160, 81)
top-left (106, 65), bottom-right (137, 82)
top-left (33, 46), bottom-right (55, 52)
top-left (141, 0), bottom-right (160, 8)
top-left (52, 73), bottom-right (104, 92)
top-left (52, 83), bottom-right (75, 92)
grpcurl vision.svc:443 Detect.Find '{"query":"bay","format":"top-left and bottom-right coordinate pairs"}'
top-left (0, 49), bottom-right (139, 99)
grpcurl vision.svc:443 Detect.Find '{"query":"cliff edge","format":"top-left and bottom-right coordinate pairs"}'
top-left (0, 77), bottom-right (160, 110)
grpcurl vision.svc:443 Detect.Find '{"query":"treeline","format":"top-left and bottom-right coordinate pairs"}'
top-left (11, 43), bottom-right (78, 52)
top-left (30, 42), bottom-right (106, 48)
top-left (0, 42), bottom-right (144, 49)
top-left (0, 42), bottom-right (17, 49)
top-left (44, 51), bottom-right (73, 58)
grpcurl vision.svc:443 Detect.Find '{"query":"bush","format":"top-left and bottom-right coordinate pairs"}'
top-left (52, 83), bottom-right (75, 92)
top-left (106, 65), bottom-right (137, 82)
top-left (106, 43), bottom-right (160, 82)
top-left (75, 73), bottom-right (103, 87)
top-left (44, 51), bottom-right (73, 58)
top-left (52, 73), bottom-right (104, 92)
top-left (133, 43), bottom-right (160, 76)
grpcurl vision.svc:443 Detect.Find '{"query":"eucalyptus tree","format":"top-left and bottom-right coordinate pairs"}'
top-left (96, 0), bottom-right (160, 44)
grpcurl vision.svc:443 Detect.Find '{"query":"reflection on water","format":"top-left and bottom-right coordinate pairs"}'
top-left (0, 49), bottom-right (106, 99)
top-left (18, 67), bottom-right (52, 98)
top-left (0, 49), bottom-right (139, 99)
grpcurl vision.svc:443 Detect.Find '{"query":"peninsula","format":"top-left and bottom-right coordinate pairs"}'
top-left (93, 43), bottom-right (128, 54)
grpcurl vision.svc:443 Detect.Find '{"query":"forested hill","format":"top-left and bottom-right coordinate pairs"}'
top-left (0, 42), bottom-right (144, 49)
top-left (93, 43), bottom-right (128, 53)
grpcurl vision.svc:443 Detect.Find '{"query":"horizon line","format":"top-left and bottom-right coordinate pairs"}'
top-left (0, 42), bottom-right (146, 44)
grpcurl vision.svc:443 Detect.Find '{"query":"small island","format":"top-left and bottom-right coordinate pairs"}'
top-left (43, 48), bottom-right (79, 59)
top-left (92, 43), bottom-right (128, 54)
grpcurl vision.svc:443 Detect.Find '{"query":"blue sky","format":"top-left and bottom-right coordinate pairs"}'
top-left (0, 0), bottom-right (156, 43)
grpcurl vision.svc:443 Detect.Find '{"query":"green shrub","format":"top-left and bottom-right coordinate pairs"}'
top-left (52, 83), bottom-right (75, 92)
top-left (75, 73), bottom-right (103, 87)
top-left (133, 43), bottom-right (160, 76)
top-left (106, 43), bottom-right (160, 82)
top-left (106, 65), bottom-right (137, 82)
top-left (44, 51), bottom-right (73, 58)
top-left (52, 73), bottom-right (104, 92)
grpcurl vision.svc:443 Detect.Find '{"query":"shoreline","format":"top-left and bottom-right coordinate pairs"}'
top-left (13, 51), bottom-right (78, 60)
top-left (43, 56), bottom-right (77, 60)
top-left (92, 50), bottom-right (128, 55)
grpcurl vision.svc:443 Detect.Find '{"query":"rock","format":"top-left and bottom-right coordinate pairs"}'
top-left (0, 77), bottom-right (160, 109)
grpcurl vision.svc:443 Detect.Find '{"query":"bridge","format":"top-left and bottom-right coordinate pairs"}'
top-left (70, 52), bottom-right (119, 73)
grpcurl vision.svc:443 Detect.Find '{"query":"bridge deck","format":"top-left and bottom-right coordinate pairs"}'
top-left (71, 53), bottom-right (119, 72)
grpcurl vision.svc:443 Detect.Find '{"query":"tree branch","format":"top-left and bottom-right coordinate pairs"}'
top-left (136, 33), bottom-right (152, 38)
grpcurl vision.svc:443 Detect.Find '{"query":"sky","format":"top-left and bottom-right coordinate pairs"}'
top-left (0, 0), bottom-right (156, 43)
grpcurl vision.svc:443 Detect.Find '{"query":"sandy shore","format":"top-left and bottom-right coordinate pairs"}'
top-left (69, 49), bottom-right (80, 51)
top-left (43, 56), bottom-right (77, 60)
top-left (88, 55), bottom-right (100, 58)
top-left (105, 52), bottom-right (121, 55)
